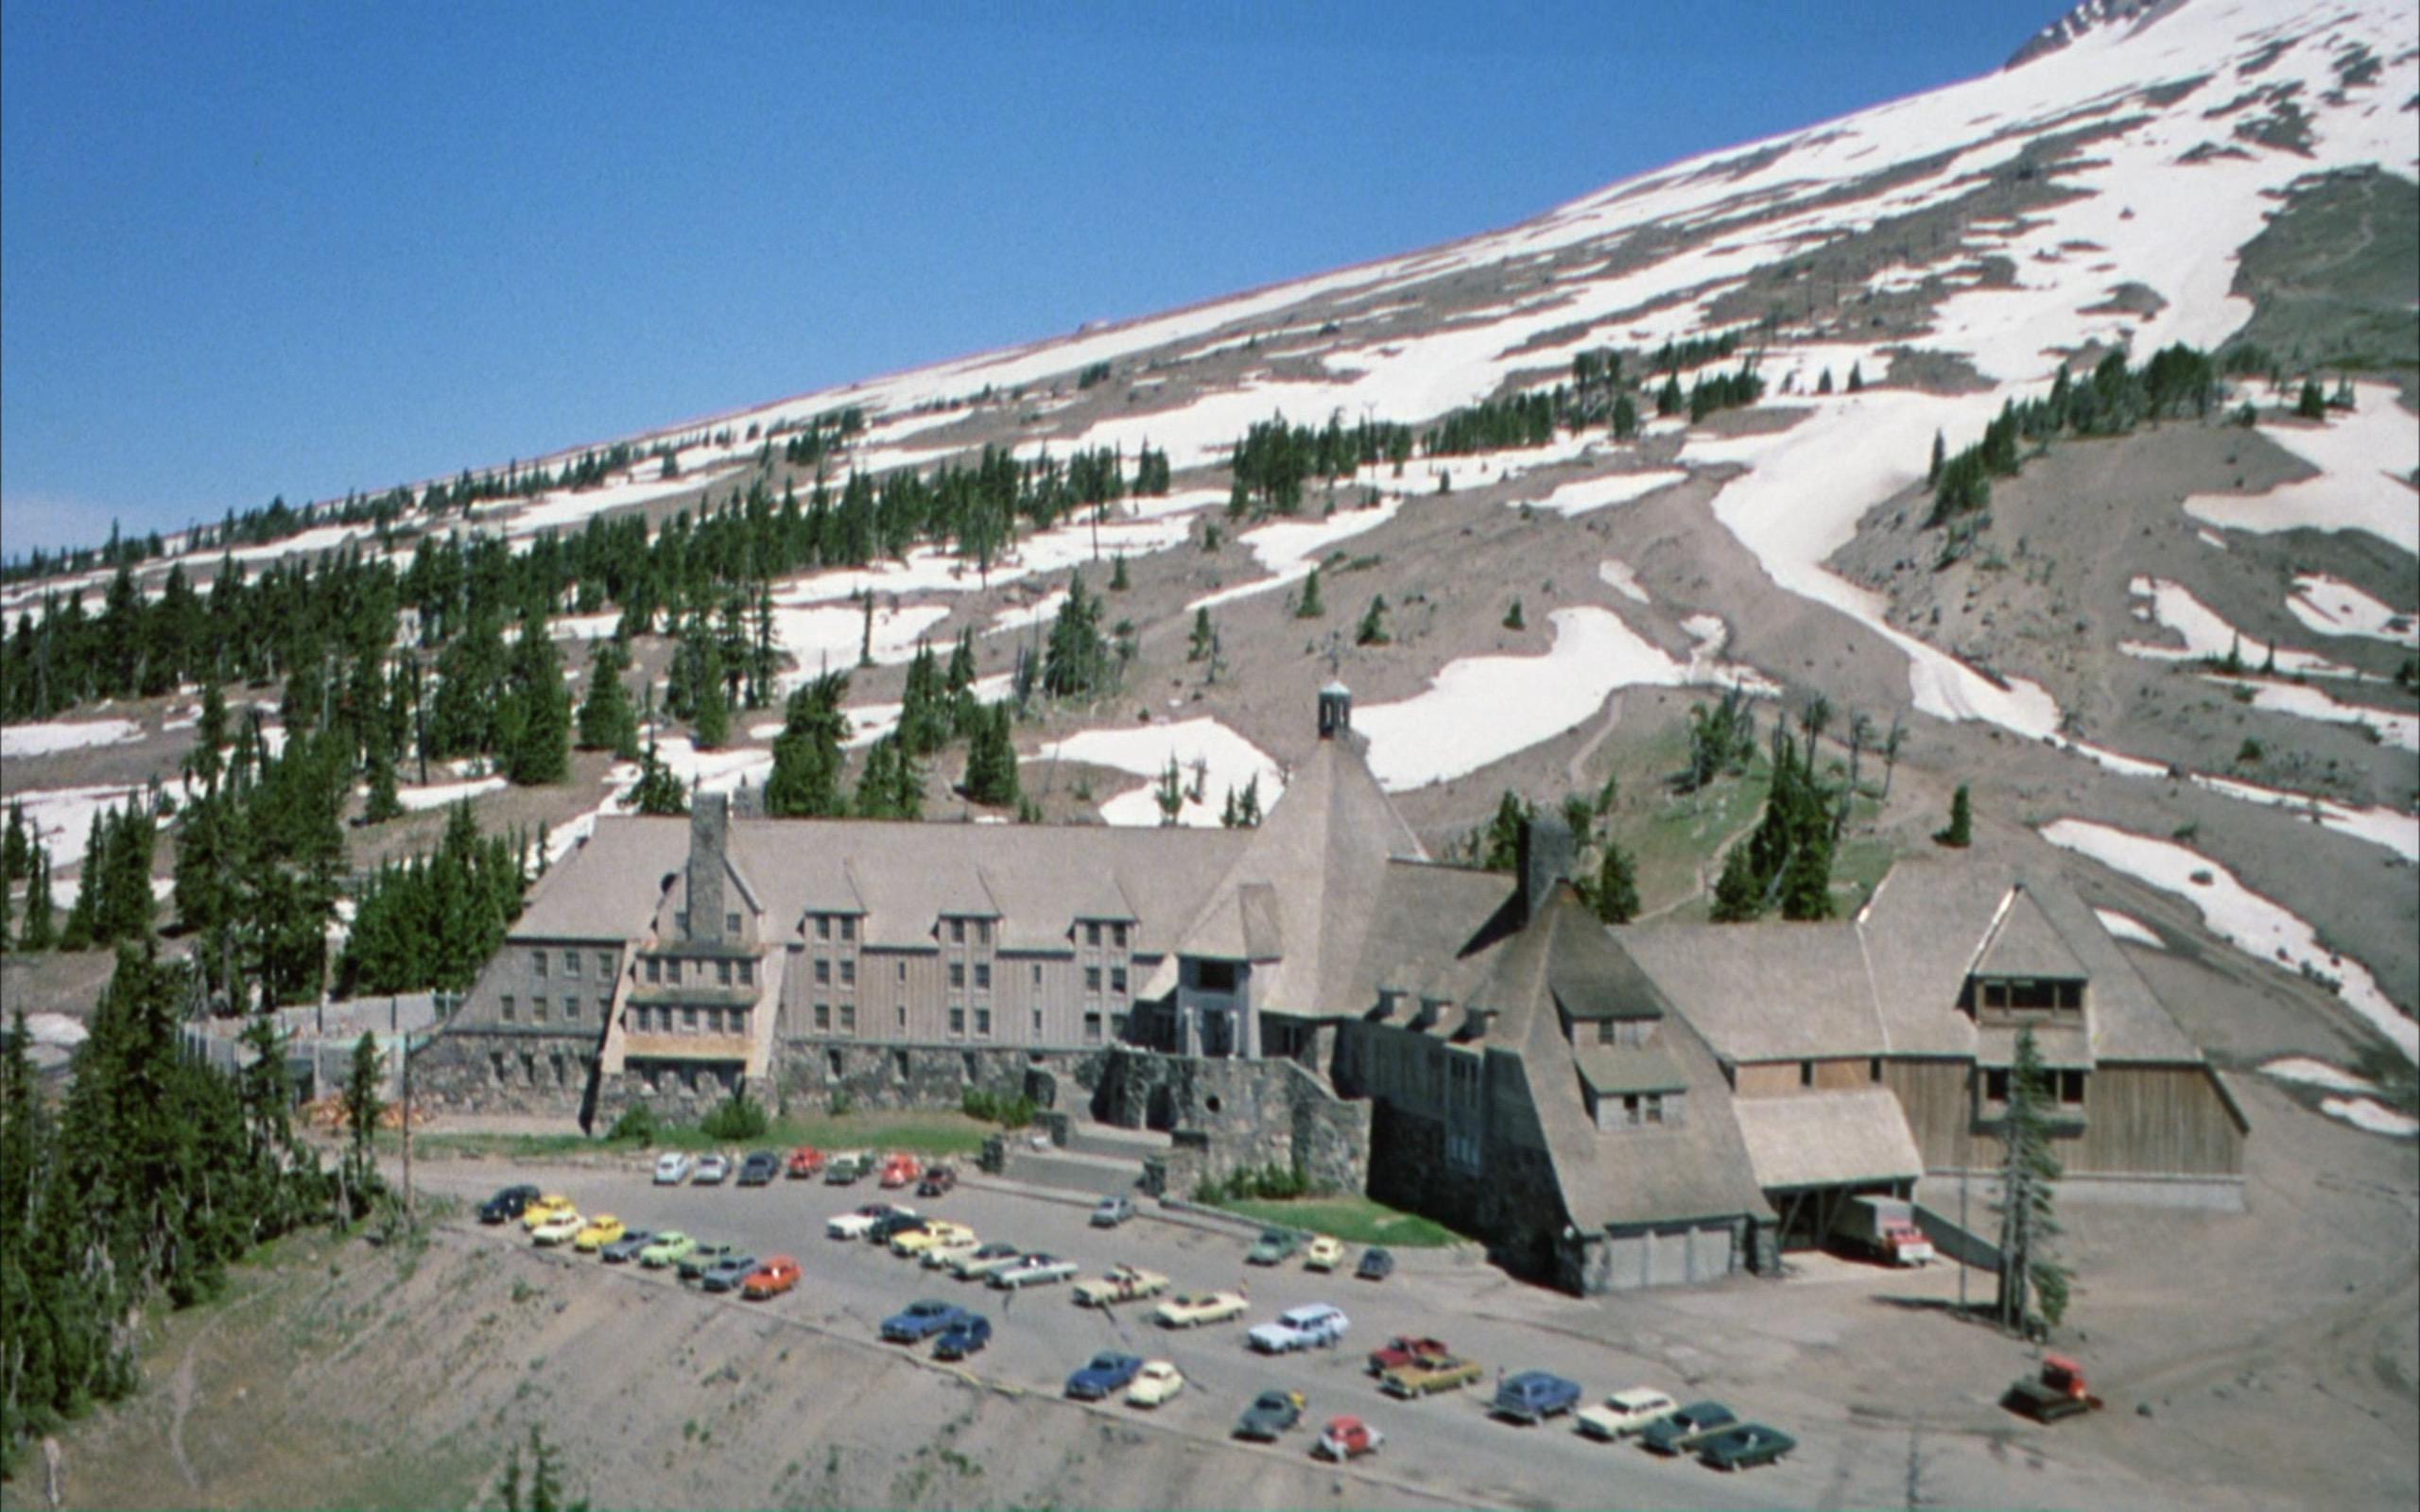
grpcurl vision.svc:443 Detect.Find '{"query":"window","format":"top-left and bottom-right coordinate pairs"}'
top-left (1031, 963), bottom-right (1043, 988)
top-left (701, 1007), bottom-right (718, 1035)
top-left (896, 1005), bottom-right (907, 1029)
top-left (501, 995), bottom-right (517, 1022)
top-left (596, 952), bottom-right (614, 978)
top-left (975, 1007), bottom-right (991, 1038)
top-left (1083, 1011), bottom-right (1103, 1043)
top-left (666, 959), bottom-right (682, 986)
top-left (1032, 1008), bottom-right (1044, 1034)
top-left (949, 918), bottom-right (965, 944)
top-left (646, 957), bottom-right (661, 984)
top-left (683, 1006), bottom-right (699, 1031)
top-left (1598, 1020), bottom-right (1616, 1045)
top-left (1622, 1093), bottom-right (1641, 1126)
top-left (492, 1052), bottom-right (510, 1081)
top-left (816, 915), bottom-right (831, 940)
top-left (717, 960), bottom-right (734, 987)
top-left (563, 949), bottom-right (579, 976)
top-left (814, 1002), bottom-right (830, 1031)
top-left (2058, 1069), bottom-right (2087, 1106)
top-left (1196, 960), bottom-right (1236, 993)
top-left (949, 1006), bottom-right (966, 1037)
top-left (1644, 1094), bottom-right (1665, 1125)
top-left (839, 1002), bottom-right (856, 1033)
top-left (1985, 1068), bottom-right (2011, 1104)
top-left (1869, 1057), bottom-right (1883, 1083)
top-left (724, 912), bottom-right (739, 936)
top-left (974, 963), bottom-right (991, 991)
top-left (1111, 1012), bottom-right (1129, 1040)
top-left (532, 996), bottom-right (549, 1023)
top-left (977, 919), bottom-right (992, 946)
top-left (1112, 922), bottom-right (1128, 949)
top-left (532, 950), bottom-right (547, 978)
top-left (732, 1007), bottom-right (749, 1036)
top-left (1798, 1060), bottom-right (1814, 1088)
top-left (815, 959), bottom-right (831, 986)
top-left (1085, 966), bottom-right (1102, 992)
top-left (1110, 967), bottom-right (1127, 996)
top-left (949, 962), bottom-right (965, 989)
top-left (1085, 922), bottom-right (1101, 947)
top-left (840, 959), bottom-right (856, 987)
top-left (838, 916), bottom-right (856, 942)
top-left (564, 996), bottom-right (579, 1021)
top-left (737, 959), bottom-right (753, 987)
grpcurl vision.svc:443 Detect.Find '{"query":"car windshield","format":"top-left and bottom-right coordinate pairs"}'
top-left (1256, 1393), bottom-right (1287, 1410)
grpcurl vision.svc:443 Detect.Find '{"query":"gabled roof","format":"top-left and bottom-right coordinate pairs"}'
top-left (1969, 885), bottom-right (2087, 981)
top-left (1618, 920), bottom-right (1886, 1058)
top-left (1574, 1044), bottom-right (1688, 1097)
top-left (932, 866), bottom-right (1003, 921)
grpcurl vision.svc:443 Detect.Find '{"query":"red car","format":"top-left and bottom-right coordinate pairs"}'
top-left (741, 1255), bottom-right (801, 1299)
top-left (878, 1154), bottom-right (923, 1189)
top-left (786, 1145), bottom-right (826, 1179)
top-left (1366, 1335), bottom-right (1450, 1377)
top-left (1316, 1416), bottom-right (1384, 1462)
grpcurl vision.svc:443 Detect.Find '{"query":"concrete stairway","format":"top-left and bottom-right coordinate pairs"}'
top-left (996, 1114), bottom-right (1169, 1197)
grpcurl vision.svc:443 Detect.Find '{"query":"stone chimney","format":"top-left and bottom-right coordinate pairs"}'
top-left (686, 793), bottom-right (729, 944)
top-left (1317, 680), bottom-right (1352, 741)
top-left (1518, 811), bottom-right (1576, 928)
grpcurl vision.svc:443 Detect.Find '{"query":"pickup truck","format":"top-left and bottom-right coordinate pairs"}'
top-left (1832, 1195), bottom-right (1935, 1266)
top-left (1073, 1264), bottom-right (1170, 1308)
top-left (2002, 1355), bottom-right (2103, 1423)
top-left (1063, 1351), bottom-right (1145, 1400)
top-left (1366, 1335), bottom-right (1450, 1377)
top-left (822, 1151), bottom-right (870, 1185)
top-left (1247, 1303), bottom-right (1349, 1354)
top-left (1490, 1370), bottom-right (1582, 1424)
top-left (1639, 1400), bottom-right (1737, 1455)
top-left (1379, 1354), bottom-right (1485, 1399)
top-left (988, 1252), bottom-right (1080, 1290)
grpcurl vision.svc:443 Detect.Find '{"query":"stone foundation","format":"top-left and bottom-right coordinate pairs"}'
top-left (1093, 1048), bottom-right (1370, 1198)
top-left (414, 1027), bottom-right (607, 1123)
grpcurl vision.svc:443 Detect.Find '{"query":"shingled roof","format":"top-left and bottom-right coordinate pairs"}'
top-left (1733, 1090), bottom-right (1923, 1191)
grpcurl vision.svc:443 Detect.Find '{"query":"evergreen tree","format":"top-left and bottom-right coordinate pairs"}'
top-left (1847, 362), bottom-right (1865, 392)
top-left (1356, 595), bottom-right (1392, 646)
top-left (1154, 757), bottom-right (1184, 826)
top-left (2295, 379), bottom-right (2326, 420)
top-left (1709, 844), bottom-right (1764, 922)
top-left (897, 641), bottom-right (952, 757)
top-left (962, 703), bottom-right (1021, 808)
top-left (1296, 568), bottom-right (1324, 619)
top-left (1478, 792), bottom-right (1530, 872)
top-left (764, 672), bottom-right (851, 819)
top-left (19, 847), bottom-right (54, 951)
top-left (1816, 368), bottom-right (1834, 395)
top-left (1041, 573), bottom-right (1109, 700)
top-left (576, 641), bottom-right (640, 759)
top-left (1936, 783), bottom-right (1973, 848)
top-left (363, 742), bottom-right (405, 825)
top-left (501, 613), bottom-right (571, 785)
top-left (692, 670), bottom-right (732, 751)
top-left (1996, 1025), bottom-right (2071, 1333)
top-left (1188, 608), bottom-right (1215, 662)
top-left (1109, 553), bottom-right (1130, 592)
top-left (1504, 598), bottom-right (1525, 630)
top-left (1928, 430), bottom-right (1946, 486)
top-left (630, 731), bottom-right (688, 816)
top-left (1591, 842), bottom-right (1639, 925)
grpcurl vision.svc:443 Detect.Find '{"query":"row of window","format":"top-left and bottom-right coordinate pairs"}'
top-left (675, 910), bottom-right (743, 937)
top-left (809, 956), bottom-right (1130, 995)
top-left (808, 914), bottom-right (1132, 950)
top-left (491, 1050), bottom-right (579, 1086)
top-left (1974, 977), bottom-right (2086, 1014)
top-left (644, 955), bottom-right (755, 988)
top-left (500, 995), bottom-right (580, 1024)
top-left (805, 1001), bottom-right (1122, 1043)
top-left (532, 949), bottom-right (616, 980)
top-left (1984, 1067), bottom-right (2088, 1105)
top-left (629, 1004), bottom-right (752, 1037)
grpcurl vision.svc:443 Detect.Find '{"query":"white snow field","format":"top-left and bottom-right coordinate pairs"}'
top-left (1032, 718), bottom-right (1287, 829)
top-left (2260, 1057), bottom-right (2377, 1094)
top-left (2185, 387), bottom-right (2420, 555)
top-left (392, 775), bottom-right (509, 812)
top-left (2317, 1097), bottom-right (2420, 1139)
top-left (2122, 576), bottom-right (2354, 677)
top-left (1520, 469), bottom-right (1687, 517)
top-left (1186, 496), bottom-right (1404, 612)
top-left (764, 600), bottom-right (952, 689)
top-left (2201, 677), bottom-right (2419, 753)
top-left (1, 717), bottom-right (143, 759)
top-left (2041, 818), bottom-right (2415, 1063)
top-left (2093, 907), bottom-right (2163, 949)
top-left (2286, 575), bottom-right (2418, 646)
top-left (1355, 607), bottom-right (1700, 791)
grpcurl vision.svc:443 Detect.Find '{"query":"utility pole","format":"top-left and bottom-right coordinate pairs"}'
top-left (402, 1010), bottom-right (418, 1217)
top-left (1958, 1097), bottom-right (1971, 1315)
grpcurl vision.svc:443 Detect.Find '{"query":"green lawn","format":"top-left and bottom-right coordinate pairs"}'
top-left (413, 1110), bottom-right (994, 1161)
top-left (1206, 1195), bottom-right (1467, 1249)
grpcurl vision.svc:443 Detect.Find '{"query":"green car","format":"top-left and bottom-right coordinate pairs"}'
top-left (677, 1241), bottom-right (739, 1281)
top-left (1245, 1229), bottom-right (1300, 1266)
top-left (638, 1231), bottom-right (697, 1269)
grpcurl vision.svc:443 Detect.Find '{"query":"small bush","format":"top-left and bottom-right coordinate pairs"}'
top-left (700, 1093), bottom-right (769, 1141)
top-left (606, 1104), bottom-right (661, 1144)
top-left (961, 1088), bottom-right (1037, 1129)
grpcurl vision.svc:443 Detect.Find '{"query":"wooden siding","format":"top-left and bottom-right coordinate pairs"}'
top-left (1882, 1058), bottom-right (1975, 1169)
top-left (1734, 1057), bottom-right (1885, 1097)
top-left (777, 941), bottom-right (1152, 1050)
top-left (2074, 1063), bottom-right (2244, 1176)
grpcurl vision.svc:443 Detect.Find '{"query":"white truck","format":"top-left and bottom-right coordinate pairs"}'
top-left (1832, 1195), bottom-right (1935, 1266)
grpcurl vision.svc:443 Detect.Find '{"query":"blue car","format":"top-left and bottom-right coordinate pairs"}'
top-left (1064, 1351), bottom-right (1145, 1400)
top-left (881, 1298), bottom-right (971, 1343)
top-left (933, 1314), bottom-right (993, 1361)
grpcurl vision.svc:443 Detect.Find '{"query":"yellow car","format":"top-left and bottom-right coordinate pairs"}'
top-left (520, 1194), bottom-right (576, 1231)
top-left (1305, 1235), bottom-right (1347, 1272)
top-left (1153, 1290), bottom-right (1250, 1329)
top-left (573, 1215), bottom-right (627, 1253)
top-left (892, 1220), bottom-right (977, 1258)
top-left (1126, 1360), bottom-right (1185, 1408)
top-left (529, 1210), bottom-right (585, 1246)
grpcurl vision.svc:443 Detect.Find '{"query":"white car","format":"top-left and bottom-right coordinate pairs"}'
top-left (987, 1252), bottom-right (1079, 1290)
top-left (949, 1243), bottom-right (1025, 1280)
top-left (1576, 1387), bottom-right (1680, 1442)
top-left (528, 1211), bottom-right (585, 1246)
top-left (1125, 1360), bottom-right (1185, 1408)
top-left (653, 1151), bottom-right (696, 1185)
top-left (826, 1205), bottom-right (903, 1240)
top-left (922, 1234), bottom-right (986, 1270)
top-left (693, 1153), bottom-right (732, 1185)
top-left (1248, 1302), bottom-right (1349, 1353)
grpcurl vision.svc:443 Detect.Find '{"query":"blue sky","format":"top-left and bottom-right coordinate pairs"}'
top-left (1, 1), bottom-right (2064, 557)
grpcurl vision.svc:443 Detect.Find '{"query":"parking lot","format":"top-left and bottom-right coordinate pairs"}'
top-left (413, 1153), bottom-right (2238, 1512)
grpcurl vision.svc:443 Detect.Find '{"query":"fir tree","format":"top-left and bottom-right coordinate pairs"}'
top-left (500, 614), bottom-right (571, 786)
top-left (1296, 568), bottom-right (1325, 619)
top-left (576, 641), bottom-right (640, 759)
top-left (1478, 792), bottom-right (1530, 872)
top-left (1154, 757), bottom-right (1184, 826)
top-left (1928, 430), bottom-right (1946, 486)
top-left (1041, 573), bottom-right (1109, 700)
top-left (1847, 362), bottom-right (1865, 392)
top-left (631, 731), bottom-right (688, 816)
top-left (764, 672), bottom-right (851, 819)
top-left (1504, 598), bottom-right (1525, 631)
top-left (1996, 1024), bottom-right (2071, 1333)
top-left (962, 703), bottom-right (1021, 808)
top-left (1591, 842), bottom-right (1639, 925)
top-left (1110, 553), bottom-right (1130, 592)
top-left (1936, 784), bottom-right (1973, 848)
top-left (692, 672), bottom-right (732, 751)
top-left (1709, 845), bottom-right (1763, 921)
top-left (20, 846), bottom-right (54, 951)
top-left (1188, 608), bottom-right (1215, 663)
top-left (1356, 595), bottom-right (1392, 646)
top-left (2295, 379), bottom-right (2326, 420)
top-left (363, 744), bottom-right (404, 825)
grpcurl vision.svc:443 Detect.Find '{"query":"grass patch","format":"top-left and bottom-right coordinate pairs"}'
top-left (1596, 721), bottom-right (1772, 916)
top-left (415, 1109), bottom-right (992, 1162)
top-left (1205, 1194), bottom-right (1466, 1248)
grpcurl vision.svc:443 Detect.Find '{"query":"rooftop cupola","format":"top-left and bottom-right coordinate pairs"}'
top-left (1318, 680), bottom-right (1352, 741)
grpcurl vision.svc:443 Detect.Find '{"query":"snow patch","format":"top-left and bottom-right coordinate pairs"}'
top-left (2260, 1057), bottom-right (2375, 1093)
top-left (1032, 718), bottom-right (1287, 828)
top-left (2185, 387), bottom-right (2420, 554)
top-left (1597, 559), bottom-right (1651, 604)
top-left (2092, 907), bottom-right (2163, 948)
top-left (1520, 469), bottom-right (1687, 517)
top-left (2286, 575), bottom-right (2417, 646)
top-left (394, 775), bottom-right (508, 812)
top-left (1, 717), bottom-right (143, 759)
top-left (2317, 1097), bottom-right (2419, 1138)
top-left (2121, 576), bottom-right (2353, 677)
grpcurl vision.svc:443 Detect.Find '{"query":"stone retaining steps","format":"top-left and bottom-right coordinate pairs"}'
top-left (1060, 1117), bottom-right (1173, 1162)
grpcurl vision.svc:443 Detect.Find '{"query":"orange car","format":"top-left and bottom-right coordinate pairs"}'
top-left (742, 1255), bottom-right (802, 1299)
top-left (786, 1145), bottom-right (826, 1180)
top-left (878, 1154), bottom-right (923, 1189)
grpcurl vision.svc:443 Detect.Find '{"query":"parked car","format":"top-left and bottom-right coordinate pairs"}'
top-left (1366, 1335), bottom-right (1450, 1377)
top-left (823, 1151), bottom-right (870, 1185)
top-left (949, 1243), bottom-right (1025, 1280)
top-left (737, 1150), bottom-right (782, 1186)
top-left (1638, 1400), bottom-right (1737, 1456)
top-left (478, 1184), bottom-right (543, 1224)
top-left (599, 1229), bottom-right (656, 1264)
top-left (1316, 1416), bottom-right (1385, 1461)
top-left (923, 1231), bottom-right (987, 1270)
top-left (529, 1211), bottom-right (585, 1246)
top-left (1248, 1303), bottom-right (1349, 1354)
top-left (1355, 1246), bottom-right (1395, 1281)
top-left (638, 1231), bottom-right (697, 1269)
top-left (741, 1256), bottom-right (802, 1299)
top-left (1234, 1389), bottom-right (1307, 1441)
top-left (652, 1152), bottom-right (696, 1186)
top-left (1245, 1229), bottom-right (1300, 1265)
top-left (988, 1253), bottom-right (1079, 1290)
top-left (1155, 1290), bottom-right (1250, 1329)
top-left (1304, 1235), bottom-right (1347, 1272)
top-left (1576, 1387), bottom-right (1679, 1442)
top-left (1073, 1264), bottom-right (1170, 1308)
top-left (893, 1220), bottom-right (977, 1258)
top-left (698, 1253), bottom-right (761, 1294)
top-left (881, 1299), bottom-right (972, 1343)
top-left (693, 1153), bottom-right (732, 1185)
top-left (572, 1214), bottom-right (627, 1252)
top-left (868, 1212), bottom-right (929, 1246)
top-left (1064, 1351), bottom-right (1145, 1400)
top-left (1126, 1361), bottom-right (1185, 1408)
top-left (932, 1314), bottom-right (993, 1361)
top-left (1491, 1371), bottom-right (1582, 1425)
top-left (827, 1203), bottom-right (908, 1240)
top-left (1379, 1354), bottom-right (1485, 1399)
top-left (916, 1165), bottom-right (958, 1198)
top-left (879, 1154), bottom-right (924, 1189)
top-left (1697, 1423), bottom-right (1796, 1471)
top-left (519, 1194), bottom-right (577, 1231)
top-left (677, 1242), bottom-right (742, 1281)
top-left (1090, 1194), bottom-right (1135, 1228)
top-left (785, 1145), bottom-right (826, 1179)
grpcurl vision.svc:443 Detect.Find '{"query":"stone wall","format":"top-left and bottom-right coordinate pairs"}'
top-left (1364, 1098), bottom-right (1568, 1282)
top-left (1092, 1048), bottom-right (1370, 1198)
top-left (414, 1027), bottom-right (607, 1123)
top-left (768, 1041), bottom-right (1113, 1115)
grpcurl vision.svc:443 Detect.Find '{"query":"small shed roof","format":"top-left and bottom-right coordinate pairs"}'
top-left (1733, 1090), bottom-right (1924, 1192)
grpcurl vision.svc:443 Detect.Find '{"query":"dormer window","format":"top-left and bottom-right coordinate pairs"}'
top-left (1971, 975), bottom-right (2084, 1019)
